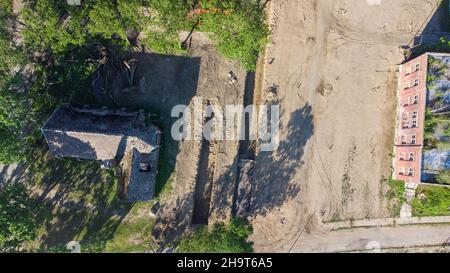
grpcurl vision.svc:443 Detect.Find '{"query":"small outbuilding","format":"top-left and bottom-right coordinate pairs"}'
top-left (41, 105), bottom-right (161, 201)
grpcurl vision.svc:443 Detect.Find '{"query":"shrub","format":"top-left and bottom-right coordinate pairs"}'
top-left (412, 185), bottom-right (450, 217)
top-left (177, 218), bottom-right (253, 253)
top-left (0, 183), bottom-right (41, 251)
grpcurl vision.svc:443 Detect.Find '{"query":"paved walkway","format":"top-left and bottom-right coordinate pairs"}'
top-left (290, 223), bottom-right (450, 253)
top-left (324, 216), bottom-right (450, 231)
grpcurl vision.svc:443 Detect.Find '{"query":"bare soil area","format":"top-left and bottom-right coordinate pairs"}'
top-left (249, 0), bottom-right (440, 252)
top-left (103, 32), bottom-right (248, 243)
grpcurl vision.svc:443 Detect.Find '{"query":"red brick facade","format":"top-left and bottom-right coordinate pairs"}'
top-left (393, 53), bottom-right (429, 184)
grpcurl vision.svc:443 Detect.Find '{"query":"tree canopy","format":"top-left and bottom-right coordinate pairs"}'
top-left (0, 183), bottom-right (39, 251)
top-left (0, 0), bottom-right (269, 164)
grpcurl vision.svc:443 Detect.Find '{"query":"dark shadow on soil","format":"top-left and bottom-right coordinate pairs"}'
top-left (191, 139), bottom-right (213, 225)
top-left (249, 103), bottom-right (314, 216)
top-left (92, 52), bottom-right (201, 197)
top-left (407, 0), bottom-right (450, 60)
top-left (151, 191), bottom-right (195, 249)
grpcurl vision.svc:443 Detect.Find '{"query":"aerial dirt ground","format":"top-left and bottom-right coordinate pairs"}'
top-left (113, 32), bottom-right (248, 242)
top-left (250, 0), bottom-right (439, 252)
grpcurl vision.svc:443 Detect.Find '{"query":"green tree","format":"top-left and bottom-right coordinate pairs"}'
top-left (412, 186), bottom-right (450, 217)
top-left (177, 218), bottom-right (253, 253)
top-left (21, 0), bottom-right (88, 54)
top-left (0, 1), bottom-right (31, 163)
top-left (0, 183), bottom-right (39, 251)
top-left (199, 0), bottom-right (269, 71)
top-left (88, 0), bottom-right (150, 41)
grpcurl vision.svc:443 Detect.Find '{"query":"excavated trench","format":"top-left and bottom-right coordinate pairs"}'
top-left (191, 103), bottom-right (219, 225)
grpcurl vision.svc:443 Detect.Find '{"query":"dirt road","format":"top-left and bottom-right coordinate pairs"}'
top-left (250, 0), bottom-right (439, 252)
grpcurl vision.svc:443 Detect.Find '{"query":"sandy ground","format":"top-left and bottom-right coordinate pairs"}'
top-left (249, 0), bottom-right (440, 252)
top-left (292, 223), bottom-right (450, 253)
top-left (108, 32), bottom-right (248, 242)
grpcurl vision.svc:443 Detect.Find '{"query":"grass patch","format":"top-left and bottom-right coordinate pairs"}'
top-left (386, 179), bottom-right (406, 217)
top-left (102, 202), bottom-right (156, 253)
top-left (177, 218), bottom-right (253, 253)
top-left (20, 141), bottom-right (156, 253)
top-left (412, 185), bottom-right (450, 217)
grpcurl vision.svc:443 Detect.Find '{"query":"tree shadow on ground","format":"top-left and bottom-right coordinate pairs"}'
top-left (153, 103), bottom-right (314, 247)
top-left (151, 191), bottom-right (195, 249)
top-left (249, 103), bottom-right (314, 217)
top-left (408, 0), bottom-right (450, 60)
top-left (25, 140), bottom-right (133, 251)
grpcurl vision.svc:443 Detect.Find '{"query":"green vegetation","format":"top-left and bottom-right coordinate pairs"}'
top-left (0, 183), bottom-right (42, 251)
top-left (436, 170), bottom-right (450, 185)
top-left (424, 110), bottom-right (450, 149)
top-left (14, 143), bottom-right (157, 253)
top-left (0, 1), bottom-right (31, 163)
top-left (386, 178), bottom-right (406, 217)
top-left (0, 0), bottom-right (269, 163)
top-left (424, 109), bottom-right (439, 147)
top-left (0, 0), bottom-right (268, 252)
top-left (101, 202), bottom-right (156, 253)
top-left (197, 0), bottom-right (269, 70)
top-left (412, 185), bottom-right (450, 217)
top-left (177, 218), bottom-right (253, 253)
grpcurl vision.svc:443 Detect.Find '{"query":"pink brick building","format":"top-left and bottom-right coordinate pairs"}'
top-left (393, 52), bottom-right (450, 185)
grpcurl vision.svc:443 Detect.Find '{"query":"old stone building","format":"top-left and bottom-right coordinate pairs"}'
top-left (41, 105), bottom-right (161, 201)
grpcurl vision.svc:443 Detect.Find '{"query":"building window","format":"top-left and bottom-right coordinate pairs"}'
top-left (412, 119), bottom-right (417, 128)
top-left (412, 111), bottom-right (418, 119)
top-left (404, 81), bottom-right (410, 90)
top-left (413, 94), bottom-right (419, 104)
top-left (411, 135), bottom-right (416, 144)
top-left (414, 63), bottom-right (420, 72)
top-left (413, 77), bottom-right (419, 87)
top-left (408, 167), bottom-right (414, 177)
top-left (405, 67), bottom-right (411, 75)
top-left (399, 153), bottom-right (405, 161)
top-left (398, 167), bottom-right (405, 175)
top-left (403, 98), bottom-right (409, 107)
top-left (401, 135), bottom-right (407, 144)
top-left (409, 152), bottom-right (414, 161)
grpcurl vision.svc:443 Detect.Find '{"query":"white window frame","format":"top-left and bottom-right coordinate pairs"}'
top-left (413, 77), bottom-right (419, 87)
top-left (405, 66), bottom-right (411, 75)
top-left (404, 97), bottom-right (410, 107)
top-left (412, 111), bottom-right (418, 119)
top-left (408, 167), bottom-right (414, 177)
top-left (401, 135), bottom-right (407, 144)
top-left (404, 81), bottom-right (410, 90)
top-left (414, 63), bottom-right (420, 72)
top-left (409, 152), bottom-right (414, 161)
top-left (412, 119), bottom-right (417, 128)
top-left (411, 134), bottom-right (417, 144)
top-left (413, 94), bottom-right (419, 104)
top-left (399, 153), bottom-right (405, 161)
top-left (398, 167), bottom-right (405, 175)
